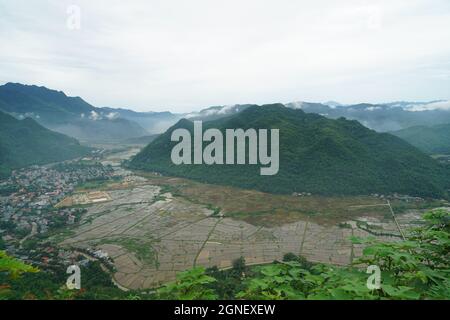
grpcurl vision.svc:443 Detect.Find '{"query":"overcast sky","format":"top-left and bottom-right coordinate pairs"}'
top-left (1, 0), bottom-right (449, 112)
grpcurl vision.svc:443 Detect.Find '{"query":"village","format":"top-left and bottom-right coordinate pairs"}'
top-left (0, 160), bottom-right (115, 265)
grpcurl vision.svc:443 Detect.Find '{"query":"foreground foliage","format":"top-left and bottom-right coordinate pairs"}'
top-left (157, 267), bottom-right (218, 300)
top-left (0, 255), bottom-right (129, 300)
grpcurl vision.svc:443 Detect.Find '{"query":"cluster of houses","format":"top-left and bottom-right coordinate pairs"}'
top-left (371, 193), bottom-right (425, 202)
top-left (291, 192), bottom-right (312, 197)
top-left (0, 161), bottom-right (114, 256)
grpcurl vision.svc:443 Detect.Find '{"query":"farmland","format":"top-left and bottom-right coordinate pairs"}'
top-left (57, 147), bottom-right (441, 290)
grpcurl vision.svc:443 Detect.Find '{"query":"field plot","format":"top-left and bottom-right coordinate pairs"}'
top-left (58, 175), bottom-right (428, 290)
top-left (56, 191), bottom-right (112, 207)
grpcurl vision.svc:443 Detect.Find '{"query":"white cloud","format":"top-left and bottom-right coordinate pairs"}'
top-left (218, 105), bottom-right (237, 115)
top-left (366, 106), bottom-right (382, 111)
top-left (105, 112), bottom-right (119, 120)
top-left (288, 102), bottom-right (305, 109)
top-left (407, 100), bottom-right (450, 111)
top-left (88, 110), bottom-right (100, 120)
top-left (0, 0), bottom-right (449, 112)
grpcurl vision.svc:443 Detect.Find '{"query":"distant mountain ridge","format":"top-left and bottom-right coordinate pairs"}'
top-left (0, 110), bottom-right (90, 178)
top-left (0, 83), bottom-right (148, 142)
top-left (0, 82), bottom-right (94, 120)
top-left (184, 104), bottom-right (255, 122)
top-left (101, 107), bottom-right (180, 134)
top-left (2, 82), bottom-right (450, 141)
top-left (184, 100), bottom-right (450, 132)
top-left (130, 104), bottom-right (450, 198)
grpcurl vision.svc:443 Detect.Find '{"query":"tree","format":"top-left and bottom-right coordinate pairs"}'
top-left (0, 251), bottom-right (39, 299)
top-left (156, 267), bottom-right (217, 300)
top-left (0, 251), bottom-right (39, 279)
top-left (231, 257), bottom-right (246, 278)
top-left (282, 253), bottom-right (313, 270)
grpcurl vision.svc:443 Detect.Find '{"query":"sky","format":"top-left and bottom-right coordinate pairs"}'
top-left (1, 0), bottom-right (450, 113)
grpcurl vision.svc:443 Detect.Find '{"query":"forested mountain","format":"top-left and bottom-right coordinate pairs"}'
top-left (130, 104), bottom-right (450, 198)
top-left (391, 124), bottom-right (450, 154)
top-left (0, 83), bottom-right (148, 141)
top-left (0, 110), bottom-right (90, 178)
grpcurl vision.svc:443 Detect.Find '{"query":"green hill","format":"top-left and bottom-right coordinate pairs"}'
top-left (129, 104), bottom-right (450, 198)
top-left (0, 110), bottom-right (91, 178)
top-left (391, 124), bottom-right (450, 154)
top-left (0, 83), bottom-right (91, 121)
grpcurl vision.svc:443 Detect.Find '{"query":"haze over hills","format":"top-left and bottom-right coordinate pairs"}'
top-left (101, 107), bottom-right (181, 134)
top-left (122, 134), bottom-right (160, 146)
top-left (2, 82), bottom-right (449, 139)
top-left (186, 100), bottom-right (450, 132)
top-left (391, 124), bottom-right (450, 154)
top-left (129, 104), bottom-right (450, 199)
top-left (184, 104), bottom-right (256, 122)
top-left (0, 83), bottom-right (149, 142)
top-left (299, 101), bottom-right (450, 132)
top-left (0, 110), bottom-right (91, 178)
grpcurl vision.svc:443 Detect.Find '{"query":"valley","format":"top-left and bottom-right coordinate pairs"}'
top-left (2, 102), bottom-right (449, 294)
top-left (54, 145), bottom-right (446, 290)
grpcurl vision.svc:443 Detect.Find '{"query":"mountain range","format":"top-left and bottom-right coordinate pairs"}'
top-left (0, 83), bottom-right (161, 142)
top-left (129, 104), bottom-right (450, 198)
top-left (1, 82), bottom-right (449, 196)
top-left (294, 101), bottom-right (450, 132)
top-left (2, 82), bottom-right (450, 143)
top-left (186, 100), bottom-right (450, 133)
